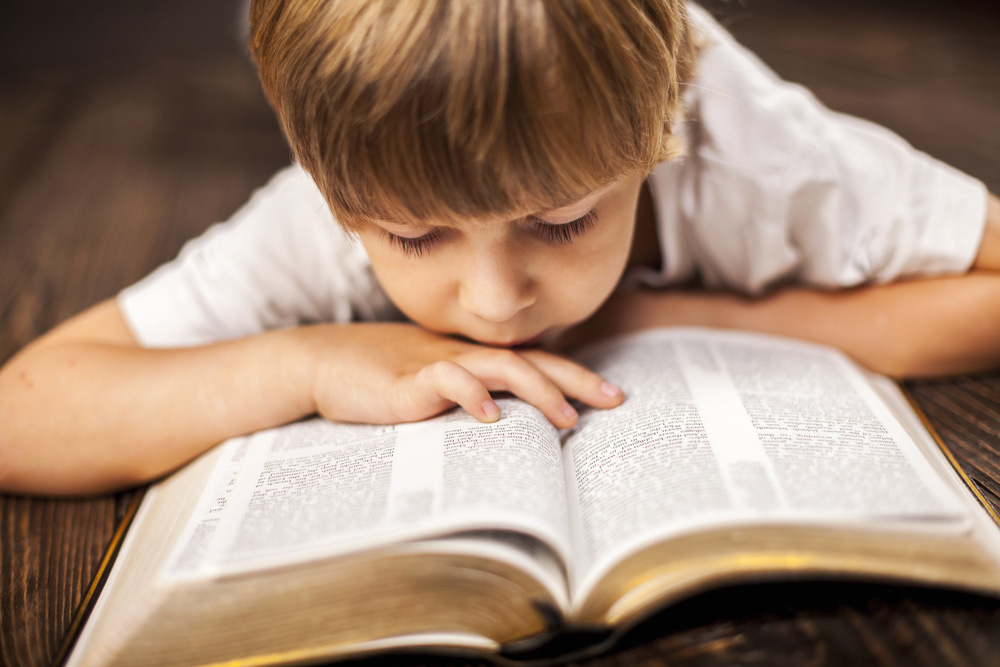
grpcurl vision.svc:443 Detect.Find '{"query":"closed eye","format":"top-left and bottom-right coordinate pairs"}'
top-left (530, 209), bottom-right (598, 244)
top-left (381, 228), bottom-right (443, 257)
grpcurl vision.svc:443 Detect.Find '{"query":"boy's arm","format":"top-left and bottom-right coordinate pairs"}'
top-left (0, 300), bottom-right (314, 494)
top-left (0, 300), bottom-right (621, 496)
top-left (574, 194), bottom-right (1000, 377)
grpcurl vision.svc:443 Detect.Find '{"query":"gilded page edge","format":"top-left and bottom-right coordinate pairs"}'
top-left (52, 489), bottom-right (149, 667)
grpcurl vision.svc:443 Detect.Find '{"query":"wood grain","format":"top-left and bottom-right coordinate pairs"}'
top-left (909, 377), bottom-right (1000, 517)
top-left (1, 1), bottom-right (998, 666)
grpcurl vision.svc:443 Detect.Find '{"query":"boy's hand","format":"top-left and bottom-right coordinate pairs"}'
top-left (295, 323), bottom-right (624, 429)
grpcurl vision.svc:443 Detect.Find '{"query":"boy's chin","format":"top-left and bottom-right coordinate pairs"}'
top-left (468, 330), bottom-right (550, 349)
top-left (447, 327), bottom-right (566, 350)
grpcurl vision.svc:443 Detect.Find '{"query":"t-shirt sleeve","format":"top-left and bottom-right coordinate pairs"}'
top-left (645, 5), bottom-right (988, 294)
top-left (118, 164), bottom-right (398, 348)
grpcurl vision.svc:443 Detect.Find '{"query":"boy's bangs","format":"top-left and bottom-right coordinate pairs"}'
top-left (327, 89), bottom-right (680, 229)
top-left (252, 0), bottom-right (693, 230)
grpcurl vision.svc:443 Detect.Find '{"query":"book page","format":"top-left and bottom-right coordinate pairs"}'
top-left (166, 399), bottom-right (572, 580)
top-left (564, 328), bottom-right (969, 595)
top-left (163, 436), bottom-right (251, 575)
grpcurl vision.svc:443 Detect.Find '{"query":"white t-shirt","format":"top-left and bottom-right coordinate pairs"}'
top-left (119, 6), bottom-right (987, 348)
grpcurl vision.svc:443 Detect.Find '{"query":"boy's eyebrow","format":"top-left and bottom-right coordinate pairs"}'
top-left (374, 180), bottom-right (618, 228)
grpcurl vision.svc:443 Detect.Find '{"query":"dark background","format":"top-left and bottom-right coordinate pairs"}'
top-left (0, 0), bottom-right (290, 364)
top-left (1, 1), bottom-right (999, 665)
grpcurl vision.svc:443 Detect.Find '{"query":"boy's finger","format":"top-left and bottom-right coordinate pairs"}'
top-left (409, 360), bottom-right (501, 423)
top-left (459, 350), bottom-right (578, 429)
top-left (519, 350), bottom-right (625, 409)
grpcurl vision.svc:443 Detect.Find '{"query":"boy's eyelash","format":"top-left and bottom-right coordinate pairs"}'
top-left (383, 228), bottom-right (443, 257)
top-left (381, 208), bottom-right (597, 256)
top-left (530, 209), bottom-right (598, 244)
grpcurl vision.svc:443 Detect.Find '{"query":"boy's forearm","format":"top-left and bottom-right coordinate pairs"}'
top-left (720, 272), bottom-right (1000, 376)
top-left (600, 272), bottom-right (1000, 377)
top-left (0, 315), bottom-right (625, 495)
top-left (0, 328), bottom-right (317, 496)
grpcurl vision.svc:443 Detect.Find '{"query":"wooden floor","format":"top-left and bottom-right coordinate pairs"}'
top-left (1, 1), bottom-right (999, 665)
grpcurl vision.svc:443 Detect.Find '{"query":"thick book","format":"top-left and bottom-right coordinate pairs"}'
top-left (65, 327), bottom-right (1000, 667)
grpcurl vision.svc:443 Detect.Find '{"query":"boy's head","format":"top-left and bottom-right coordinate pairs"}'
top-left (251, 0), bottom-right (694, 229)
top-left (249, 0), bottom-right (695, 346)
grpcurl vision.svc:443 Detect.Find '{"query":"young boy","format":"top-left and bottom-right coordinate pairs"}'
top-left (1, 0), bottom-right (998, 496)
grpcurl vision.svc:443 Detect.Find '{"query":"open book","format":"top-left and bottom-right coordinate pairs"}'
top-left (66, 327), bottom-right (1000, 666)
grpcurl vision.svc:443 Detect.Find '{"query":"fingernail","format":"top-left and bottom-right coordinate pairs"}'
top-left (561, 401), bottom-right (578, 420)
top-left (482, 398), bottom-right (501, 420)
top-left (600, 381), bottom-right (622, 398)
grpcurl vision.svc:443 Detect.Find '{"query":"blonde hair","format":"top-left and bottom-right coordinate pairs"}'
top-left (250, 0), bottom-right (696, 230)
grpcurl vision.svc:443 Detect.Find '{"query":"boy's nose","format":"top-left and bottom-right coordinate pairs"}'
top-left (458, 255), bottom-right (537, 323)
